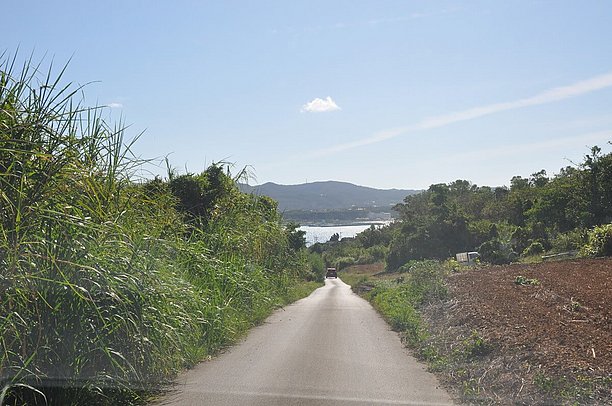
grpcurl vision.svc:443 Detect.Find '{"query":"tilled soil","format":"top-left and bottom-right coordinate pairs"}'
top-left (421, 258), bottom-right (611, 405)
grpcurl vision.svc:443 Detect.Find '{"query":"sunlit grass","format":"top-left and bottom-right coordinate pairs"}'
top-left (0, 53), bottom-right (314, 405)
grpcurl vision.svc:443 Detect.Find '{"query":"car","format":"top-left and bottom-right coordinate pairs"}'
top-left (326, 267), bottom-right (337, 278)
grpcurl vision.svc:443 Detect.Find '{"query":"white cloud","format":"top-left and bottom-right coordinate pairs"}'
top-left (417, 72), bottom-right (612, 130)
top-left (301, 96), bottom-right (341, 113)
top-left (106, 102), bottom-right (123, 109)
top-left (313, 71), bottom-right (612, 156)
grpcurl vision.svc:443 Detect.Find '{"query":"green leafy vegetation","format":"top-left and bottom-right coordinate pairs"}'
top-left (309, 224), bottom-right (391, 269)
top-left (306, 251), bottom-right (326, 282)
top-left (533, 372), bottom-right (611, 405)
top-left (360, 261), bottom-right (450, 348)
top-left (462, 331), bottom-right (493, 357)
top-left (580, 223), bottom-right (612, 257)
top-left (317, 143), bottom-right (612, 272)
top-left (386, 155), bottom-right (612, 267)
top-left (514, 275), bottom-right (541, 286)
top-left (0, 55), bottom-right (318, 405)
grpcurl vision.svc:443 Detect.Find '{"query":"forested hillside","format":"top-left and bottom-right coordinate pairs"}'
top-left (240, 181), bottom-right (418, 211)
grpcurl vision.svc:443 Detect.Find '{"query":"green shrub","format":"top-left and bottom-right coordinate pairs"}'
top-left (581, 224), bottom-right (612, 257)
top-left (356, 252), bottom-right (375, 264)
top-left (396, 259), bottom-right (439, 274)
top-left (335, 256), bottom-right (355, 270)
top-left (522, 240), bottom-right (545, 256)
top-left (478, 239), bottom-right (517, 264)
top-left (365, 245), bottom-right (387, 262)
top-left (367, 261), bottom-right (449, 347)
top-left (307, 252), bottom-right (326, 282)
top-left (514, 275), bottom-right (540, 285)
top-left (551, 228), bottom-right (588, 252)
top-left (463, 330), bottom-right (493, 357)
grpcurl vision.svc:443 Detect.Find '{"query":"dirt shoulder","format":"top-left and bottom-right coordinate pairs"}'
top-left (344, 258), bottom-right (611, 405)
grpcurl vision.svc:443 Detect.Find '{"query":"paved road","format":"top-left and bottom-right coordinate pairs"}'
top-left (156, 278), bottom-right (453, 405)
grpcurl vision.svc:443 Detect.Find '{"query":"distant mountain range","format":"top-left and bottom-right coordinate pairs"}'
top-left (239, 181), bottom-right (419, 211)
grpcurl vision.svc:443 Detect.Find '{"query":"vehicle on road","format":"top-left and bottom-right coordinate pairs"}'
top-left (326, 267), bottom-right (337, 278)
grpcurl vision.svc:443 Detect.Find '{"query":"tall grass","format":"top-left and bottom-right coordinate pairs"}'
top-left (0, 54), bottom-right (311, 405)
top-left (364, 261), bottom-right (449, 347)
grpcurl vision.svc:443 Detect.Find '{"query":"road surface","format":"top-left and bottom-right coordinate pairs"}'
top-left (156, 278), bottom-right (453, 405)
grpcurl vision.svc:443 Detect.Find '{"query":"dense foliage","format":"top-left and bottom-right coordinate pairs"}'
top-left (581, 223), bottom-right (612, 257)
top-left (313, 146), bottom-right (612, 270)
top-left (310, 226), bottom-right (389, 270)
top-left (385, 149), bottom-right (612, 268)
top-left (0, 56), bottom-right (314, 405)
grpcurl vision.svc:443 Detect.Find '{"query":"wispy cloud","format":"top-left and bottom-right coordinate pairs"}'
top-left (446, 130), bottom-right (612, 163)
top-left (301, 96), bottom-right (341, 113)
top-left (106, 102), bottom-right (123, 109)
top-left (276, 8), bottom-right (461, 35)
top-left (314, 72), bottom-right (612, 156)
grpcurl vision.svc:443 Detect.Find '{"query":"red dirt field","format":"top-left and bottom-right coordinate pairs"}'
top-left (424, 258), bottom-right (611, 404)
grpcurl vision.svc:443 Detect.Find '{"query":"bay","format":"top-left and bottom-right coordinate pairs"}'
top-left (299, 222), bottom-right (389, 246)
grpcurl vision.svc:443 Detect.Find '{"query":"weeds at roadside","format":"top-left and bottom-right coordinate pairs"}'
top-left (363, 261), bottom-right (450, 349)
top-left (533, 371), bottom-right (609, 405)
top-left (564, 297), bottom-right (583, 313)
top-left (514, 275), bottom-right (540, 286)
top-left (462, 331), bottom-right (494, 358)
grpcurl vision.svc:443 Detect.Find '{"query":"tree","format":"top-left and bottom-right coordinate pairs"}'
top-left (168, 164), bottom-right (233, 225)
top-left (286, 222), bottom-right (306, 251)
top-left (356, 225), bottom-right (391, 248)
top-left (582, 146), bottom-right (612, 225)
top-left (529, 169), bottom-right (549, 188)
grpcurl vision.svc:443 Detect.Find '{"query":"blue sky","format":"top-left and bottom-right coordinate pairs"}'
top-left (4, 0), bottom-right (612, 189)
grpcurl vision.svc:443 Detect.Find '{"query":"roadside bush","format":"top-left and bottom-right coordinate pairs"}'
top-left (522, 240), bottom-right (545, 257)
top-left (478, 239), bottom-right (517, 264)
top-left (551, 228), bottom-right (588, 253)
top-left (356, 252), bottom-right (375, 264)
top-left (320, 238), bottom-right (362, 268)
top-left (307, 252), bottom-right (326, 282)
top-left (366, 245), bottom-right (387, 262)
top-left (396, 259), bottom-right (439, 274)
top-left (367, 260), bottom-right (449, 347)
top-left (408, 261), bottom-right (449, 304)
top-left (370, 284), bottom-right (426, 346)
top-left (335, 256), bottom-right (355, 270)
top-left (580, 224), bottom-right (612, 257)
